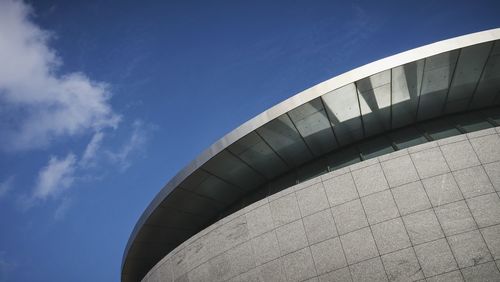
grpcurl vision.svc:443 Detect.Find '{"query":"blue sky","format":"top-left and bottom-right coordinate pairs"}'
top-left (0, 0), bottom-right (499, 281)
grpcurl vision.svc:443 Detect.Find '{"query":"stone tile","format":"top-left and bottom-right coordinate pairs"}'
top-left (227, 241), bottom-right (256, 279)
top-left (303, 209), bottom-right (337, 245)
top-left (259, 259), bottom-right (286, 282)
top-left (425, 270), bottom-right (463, 282)
top-left (484, 161), bottom-right (500, 191)
top-left (372, 218), bottom-right (411, 255)
top-left (469, 134), bottom-right (500, 163)
top-left (467, 193), bottom-right (500, 228)
top-left (461, 261), bottom-right (500, 282)
top-left (361, 190), bottom-right (399, 225)
top-left (349, 257), bottom-right (388, 282)
top-left (318, 267), bottom-right (352, 282)
top-left (434, 200), bottom-right (476, 236)
top-left (448, 230), bottom-right (492, 268)
top-left (310, 237), bottom-right (347, 275)
top-left (381, 155), bottom-right (420, 187)
top-left (453, 166), bottom-right (495, 198)
top-left (303, 278), bottom-right (318, 282)
top-left (340, 227), bottom-right (378, 264)
top-left (467, 128), bottom-right (497, 139)
top-left (281, 248), bottom-right (317, 282)
top-left (349, 157), bottom-right (379, 171)
top-left (392, 181), bottom-right (431, 215)
top-left (351, 163), bottom-right (389, 197)
top-left (269, 193), bottom-right (301, 227)
top-left (174, 273), bottom-right (188, 282)
top-left (378, 148), bottom-right (409, 162)
top-left (414, 238), bottom-right (457, 278)
top-left (268, 186), bottom-right (294, 202)
top-left (480, 224), bottom-right (500, 260)
top-left (219, 216), bottom-right (250, 251)
top-left (275, 219), bottom-right (308, 255)
top-left (320, 166), bottom-right (350, 181)
top-left (381, 247), bottom-right (424, 282)
top-left (323, 173), bottom-right (358, 206)
top-left (296, 182), bottom-right (329, 217)
top-left (440, 140), bottom-right (480, 171)
top-left (403, 209), bottom-right (444, 245)
top-left (188, 262), bottom-right (210, 282)
top-left (437, 134), bottom-right (467, 146)
top-left (251, 230), bottom-right (280, 266)
top-left (229, 267), bottom-right (260, 282)
top-left (410, 147), bottom-right (450, 178)
top-left (243, 197), bottom-right (268, 214)
top-left (246, 204), bottom-right (274, 238)
top-left (208, 252), bottom-right (232, 281)
top-left (408, 141), bottom-right (438, 154)
top-left (293, 176), bottom-right (322, 192)
top-left (422, 173), bottom-right (463, 207)
top-left (331, 199), bottom-right (368, 235)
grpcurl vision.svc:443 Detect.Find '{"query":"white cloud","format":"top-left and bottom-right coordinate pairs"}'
top-left (0, 251), bottom-right (15, 282)
top-left (53, 197), bottom-right (72, 220)
top-left (33, 153), bottom-right (76, 200)
top-left (80, 131), bottom-right (104, 168)
top-left (0, 176), bottom-right (14, 199)
top-left (0, 0), bottom-right (120, 151)
top-left (107, 120), bottom-right (148, 171)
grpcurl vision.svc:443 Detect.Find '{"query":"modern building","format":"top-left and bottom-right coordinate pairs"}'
top-left (122, 28), bottom-right (500, 282)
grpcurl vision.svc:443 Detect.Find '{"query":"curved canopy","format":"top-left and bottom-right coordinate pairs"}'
top-left (122, 28), bottom-right (500, 282)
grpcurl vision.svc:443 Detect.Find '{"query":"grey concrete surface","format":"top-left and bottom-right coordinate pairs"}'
top-left (143, 127), bottom-right (500, 282)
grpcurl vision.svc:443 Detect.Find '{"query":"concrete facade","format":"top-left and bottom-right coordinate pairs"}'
top-left (142, 127), bottom-right (500, 282)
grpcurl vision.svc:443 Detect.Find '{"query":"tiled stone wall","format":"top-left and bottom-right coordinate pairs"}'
top-left (143, 127), bottom-right (500, 282)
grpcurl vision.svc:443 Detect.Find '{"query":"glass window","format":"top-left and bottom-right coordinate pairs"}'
top-left (256, 114), bottom-right (313, 167)
top-left (417, 50), bottom-right (459, 121)
top-left (389, 126), bottom-right (427, 149)
top-left (391, 60), bottom-right (424, 129)
top-left (445, 42), bottom-right (492, 114)
top-left (288, 98), bottom-right (338, 156)
top-left (326, 146), bottom-right (361, 171)
top-left (357, 70), bottom-right (392, 136)
top-left (322, 84), bottom-right (364, 145)
top-left (449, 112), bottom-right (493, 133)
top-left (228, 131), bottom-right (288, 179)
top-left (357, 135), bottom-right (395, 159)
top-left (417, 118), bottom-right (461, 140)
top-left (471, 41), bottom-right (500, 109)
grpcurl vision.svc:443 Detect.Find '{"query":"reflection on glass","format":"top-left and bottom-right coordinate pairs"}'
top-left (357, 70), bottom-right (391, 136)
top-left (358, 135), bottom-right (394, 159)
top-left (445, 42), bottom-right (492, 114)
top-left (389, 126), bottom-right (427, 149)
top-left (392, 60), bottom-right (424, 128)
top-left (471, 41), bottom-right (500, 109)
top-left (322, 84), bottom-right (363, 145)
top-left (417, 118), bottom-right (461, 140)
top-left (288, 98), bottom-right (338, 156)
top-left (256, 114), bottom-right (313, 166)
top-left (228, 132), bottom-right (288, 179)
top-left (202, 150), bottom-right (266, 190)
top-left (417, 50), bottom-right (459, 121)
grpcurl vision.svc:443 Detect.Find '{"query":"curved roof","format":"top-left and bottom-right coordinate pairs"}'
top-left (122, 28), bottom-right (500, 281)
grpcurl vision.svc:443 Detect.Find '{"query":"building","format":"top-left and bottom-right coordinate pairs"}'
top-left (122, 28), bottom-right (500, 282)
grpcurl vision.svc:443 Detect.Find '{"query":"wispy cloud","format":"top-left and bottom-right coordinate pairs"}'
top-left (80, 131), bottom-right (105, 168)
top-left (0, 0), bottom-right (120, 152)
top-left (53, 197), bottom-right (72, 221)
top-left (0, 251), bottom-right (15, 282)
top-left (33, 153), bottom-right (76, 200)
top-left (0, 176), bottom-right (14, 199)
top-left (106, 120), bottom-right (149, 172)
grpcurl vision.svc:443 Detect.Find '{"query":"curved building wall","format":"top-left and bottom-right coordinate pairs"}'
top-left (142, 127), bottom-right (500, 282)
